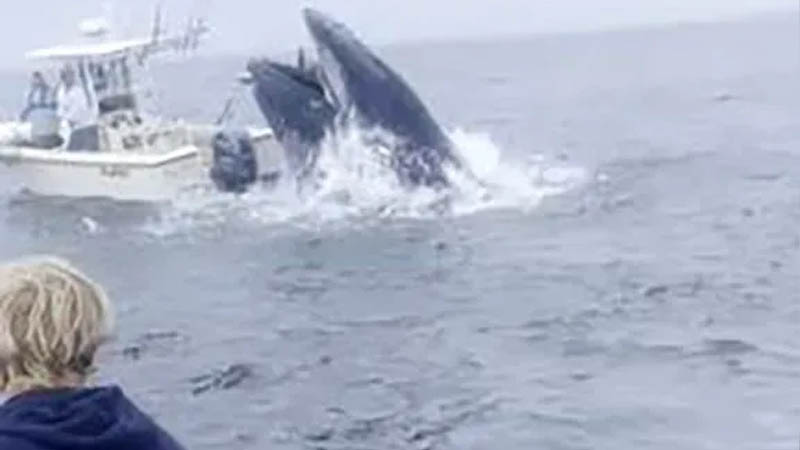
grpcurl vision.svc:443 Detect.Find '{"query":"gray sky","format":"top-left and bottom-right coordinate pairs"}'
top-left (0, 0), bottom-right (795, 68)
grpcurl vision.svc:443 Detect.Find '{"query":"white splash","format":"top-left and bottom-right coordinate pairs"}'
top-left (79, 216), bottom-right (102, 234)
top-left (142, 126), bottom-right (588, 236)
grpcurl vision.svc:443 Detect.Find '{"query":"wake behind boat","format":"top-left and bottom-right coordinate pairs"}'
top-left (0, 8), bottom-right (286, 202)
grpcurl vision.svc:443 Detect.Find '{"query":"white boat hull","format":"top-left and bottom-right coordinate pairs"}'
top-left (0, 146), bottom-right (204, 202)
top-left (0, 128), bottom-right (286, 202)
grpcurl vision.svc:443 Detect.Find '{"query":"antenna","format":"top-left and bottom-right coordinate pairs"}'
top-left (151, 2), bottom-right (164, 45)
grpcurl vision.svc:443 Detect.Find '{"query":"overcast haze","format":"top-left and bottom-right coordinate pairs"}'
top-left (0, 0), bottom-right (796, 69)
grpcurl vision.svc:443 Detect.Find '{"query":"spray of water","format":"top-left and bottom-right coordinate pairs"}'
top-left (142, 126), bottom-right (587, 236)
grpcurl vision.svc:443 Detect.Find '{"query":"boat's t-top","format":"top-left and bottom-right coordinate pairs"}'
top-left (16, 8), bottom-right (210, 154)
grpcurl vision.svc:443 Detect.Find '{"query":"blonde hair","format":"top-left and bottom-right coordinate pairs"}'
top-left (0, 256), bottom-right (113, 393)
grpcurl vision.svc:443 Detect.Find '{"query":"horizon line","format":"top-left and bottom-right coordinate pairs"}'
top-left (0, 6), bottom-right (794, 72)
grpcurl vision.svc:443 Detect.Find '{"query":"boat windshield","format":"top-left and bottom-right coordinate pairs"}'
top-left (89, 57), bottom-right (137, 116)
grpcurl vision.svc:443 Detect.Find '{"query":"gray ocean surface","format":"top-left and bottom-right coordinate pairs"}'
top-left (1, 11), bottom-right (800, 450)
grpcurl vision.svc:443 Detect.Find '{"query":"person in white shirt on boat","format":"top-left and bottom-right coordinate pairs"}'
top-left (55, 65), bottom-right (94, 129)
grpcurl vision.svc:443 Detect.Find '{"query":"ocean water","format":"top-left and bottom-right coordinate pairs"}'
top-left (1, 11), bottom-right (800, 450)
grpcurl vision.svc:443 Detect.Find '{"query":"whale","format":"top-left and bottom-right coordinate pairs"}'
top-left (247, 58), bottom-right (335, 181)
top-left (246, 8), bottom-right (464, 190)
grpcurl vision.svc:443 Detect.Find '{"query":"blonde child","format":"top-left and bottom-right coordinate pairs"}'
top-left (0, 256), bottom-right (185, 450)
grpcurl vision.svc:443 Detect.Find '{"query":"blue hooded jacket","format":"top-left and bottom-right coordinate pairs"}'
top-left (0, 385), bottom-right (186, 450)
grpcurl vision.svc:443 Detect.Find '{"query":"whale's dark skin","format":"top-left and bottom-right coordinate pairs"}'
top-left (247, 8), bottom-right (464, 189)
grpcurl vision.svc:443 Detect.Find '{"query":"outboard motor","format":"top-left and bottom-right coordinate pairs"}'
top-left (209, 130), bottom-right (258, 193)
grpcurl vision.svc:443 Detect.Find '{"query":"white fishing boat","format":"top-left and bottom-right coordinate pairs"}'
top-left (0, 8), bottom-right (285, 202)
